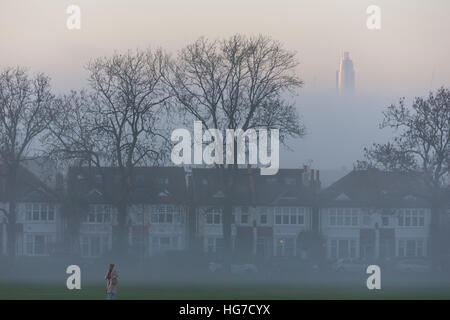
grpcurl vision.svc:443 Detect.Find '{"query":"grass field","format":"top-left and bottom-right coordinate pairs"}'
top-left (1, 281), bottom-right (450, 300)
top-left (2, 257), bottom-right (450, 300)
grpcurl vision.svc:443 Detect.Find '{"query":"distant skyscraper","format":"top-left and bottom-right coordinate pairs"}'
top-left (336, 52), bottom-right (355, 95)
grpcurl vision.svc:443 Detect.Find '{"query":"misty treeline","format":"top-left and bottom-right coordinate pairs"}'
top-left (0, 35), bottom-right (305, 258)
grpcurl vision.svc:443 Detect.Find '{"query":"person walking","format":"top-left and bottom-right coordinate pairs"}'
top-left (105, 263), bottom-right (118, 299)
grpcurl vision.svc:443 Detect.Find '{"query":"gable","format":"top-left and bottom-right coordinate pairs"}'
top-left (335, 193), bottom-right (351, 201)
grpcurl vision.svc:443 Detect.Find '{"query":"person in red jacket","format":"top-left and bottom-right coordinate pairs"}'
top-left (105, 264), bottom-right (118, 299)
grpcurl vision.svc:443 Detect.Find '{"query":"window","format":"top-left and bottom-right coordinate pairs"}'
top-left (328, 208), bottom-right (359, 227)
top-left (290, 214), bottom-right (297, 224)
top-left (398, 239), bottom-right (426, 257)
top-left (149, 206), bottom-right (183, 224)
top-left (337, 209), bottom-right (344, 225)
top-left (25, 203), bottom-right (55, 222)
top-left (398, 209), bottom-right (425, 227)
top-left (381, 216), bottom-right (389, 226)
top-left (273, 207), bottom-right (305, 225)
top-left (25, 234), bottom-right (54, 256)
top-left (338, 239), bottom-right (349, 258)
top-left (329, 209), bottom-right (336, 226)
top-left (25, 204), bottom-right (32, 221)
top-left (275, 215), bottom-right (282, 224)
top-left (206, 209), bottom-right (221, 225)
top-left (282, 213), bottom-right (289, 224)
top-left (260, 214), bottom-right (267, 224)
top-left (33, 204), bottom-right (40, 220)
top-left (34, 235), bottom-right (46, 255)
top-left (213, 212), bottom-right (221, 224)
top-left (329, 238), bottom-right (357, 259)
top-left (241, 214), bottom-right (249, 224)
top-left (48, 205), bottom-right (55, 220)
top-left (85, 204), bottom-right (112, 224)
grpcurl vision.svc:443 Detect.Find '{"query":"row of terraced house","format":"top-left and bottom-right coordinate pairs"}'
top-left (1, 164), bottom-right (447, 262)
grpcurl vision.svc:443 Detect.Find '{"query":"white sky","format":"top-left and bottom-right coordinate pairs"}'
top-left (0, 0), bottom-right (449, 169)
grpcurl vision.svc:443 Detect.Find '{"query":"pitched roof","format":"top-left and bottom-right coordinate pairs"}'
top-left (0, 163), bottom-right (58, 203)
top-left (191, 168), bottom-right (316, 207)
top-left (320, 169), bottom-right (430, 208)
top-left (67, 166), bottom-right (187, 205)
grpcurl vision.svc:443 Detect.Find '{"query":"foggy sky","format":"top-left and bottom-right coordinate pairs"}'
top-left (1, 0), bottom-right (449, 170)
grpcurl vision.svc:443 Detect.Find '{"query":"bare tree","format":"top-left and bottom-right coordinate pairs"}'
top-left (0, 67), bottom-right (54, 257)
top-left (358, 87), bottom-right (450, 267)
top-left (47, 49), bottom-right (173, 254)
top-left (166, 35), bottom-right (305, 263)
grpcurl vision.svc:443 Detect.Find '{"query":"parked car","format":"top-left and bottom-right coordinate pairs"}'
top-left (271, 258), bottom-right (318, 273)
top-left (395, 259), bottom-right (431, 273)
top-left (208, 262), bottom-right (258, 275)
top-left (331, 259), bottom-right (369, 273)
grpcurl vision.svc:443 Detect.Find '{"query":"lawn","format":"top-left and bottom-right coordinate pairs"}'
top-left (1, 281), bottom-right (450, 299)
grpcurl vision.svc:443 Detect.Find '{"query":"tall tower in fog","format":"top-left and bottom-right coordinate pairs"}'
top-left (336, 52), bottom-right (355, 95)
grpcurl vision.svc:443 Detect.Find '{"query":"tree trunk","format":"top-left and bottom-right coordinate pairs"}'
top-left (222, 198), bottom-right (233, 264)
top-left (6, 201), bottom-right (16, 258)
top-left (114, 201), bottom-right (128, 256)
top-left (429, 201), bottom-right (441, 271)
top-left (6, 168), bottom-right (18, 259)
top-left (220, 164), bottom-right (238, 273)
